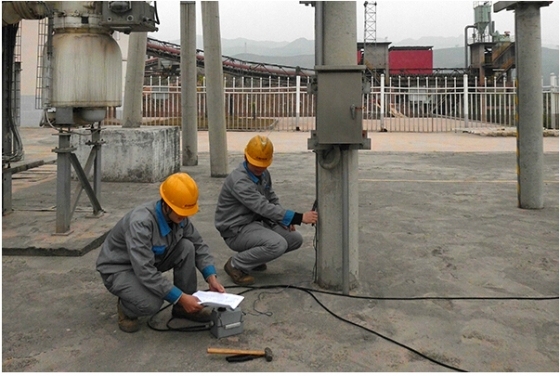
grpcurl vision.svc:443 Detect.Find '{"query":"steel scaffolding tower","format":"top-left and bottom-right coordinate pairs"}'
top-left (363, 1), bottom-right (377, 43)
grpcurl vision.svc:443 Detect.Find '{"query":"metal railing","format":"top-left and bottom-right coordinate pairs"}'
top-left (103, 73), bottom-right (559, 132)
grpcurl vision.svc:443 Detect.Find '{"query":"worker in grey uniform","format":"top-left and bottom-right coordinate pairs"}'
top-left (215, 135), bottom-right (318, 286)
top-left (97, 172), bottom-right (225, 333)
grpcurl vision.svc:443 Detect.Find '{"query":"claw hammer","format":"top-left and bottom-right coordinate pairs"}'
top-left (207, 347), bottom-right (273, 362)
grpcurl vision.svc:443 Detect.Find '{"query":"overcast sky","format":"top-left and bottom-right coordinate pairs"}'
top-left (149, 1), bottom-right (559, 47)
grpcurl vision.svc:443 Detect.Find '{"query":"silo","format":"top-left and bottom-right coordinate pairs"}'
top-left (474, 1), bottom-right (492, 38)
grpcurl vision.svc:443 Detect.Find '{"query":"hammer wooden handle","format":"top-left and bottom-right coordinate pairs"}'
top-left (207, 347), bottom-right (265, 356)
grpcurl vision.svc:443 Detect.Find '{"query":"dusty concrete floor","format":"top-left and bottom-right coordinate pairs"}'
top-left (2, 127), bottom-right (559, 372)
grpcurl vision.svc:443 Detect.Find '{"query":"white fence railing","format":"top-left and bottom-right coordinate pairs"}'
top-left (105, 74), bottom-right (559, 132)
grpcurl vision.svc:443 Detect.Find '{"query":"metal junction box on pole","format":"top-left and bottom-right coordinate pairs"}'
top-left (315, 65), bottom-right (366, 145)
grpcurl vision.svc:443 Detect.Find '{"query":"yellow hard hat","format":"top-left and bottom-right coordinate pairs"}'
top-left (245, 135), bottom-right (274, 168)
top-left (159, 172), bottom-right (199, 217)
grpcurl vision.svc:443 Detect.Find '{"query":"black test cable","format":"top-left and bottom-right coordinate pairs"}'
top-left (147, 209), bottom-right (558, 371)
top-left (147, 283), bottom-right (558, 372)
top-left (227, 284), bottom-right (559, 373)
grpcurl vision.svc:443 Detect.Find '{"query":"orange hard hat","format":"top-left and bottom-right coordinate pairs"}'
top-left (245, 135), bottom-right (274, 168)
top-left (159, 172), bottom-right (199, 217)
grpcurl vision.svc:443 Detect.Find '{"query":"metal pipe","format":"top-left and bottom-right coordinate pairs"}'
top-left (2, 1), bottom-right (49, 26)
top-left (464, 25), bottom-right (476, 69)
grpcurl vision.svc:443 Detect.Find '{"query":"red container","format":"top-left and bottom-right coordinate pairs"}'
top-left (389, 47), bottom-right (433, 75)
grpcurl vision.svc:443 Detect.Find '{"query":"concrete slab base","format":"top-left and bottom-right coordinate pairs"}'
top-left (2, 209), bottom-right (110, 257)
top-left (70, 125), bottom-right (180, 183)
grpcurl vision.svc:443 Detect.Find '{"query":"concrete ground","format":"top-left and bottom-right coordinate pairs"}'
top-left (2, 126), bottom-right (559, 372)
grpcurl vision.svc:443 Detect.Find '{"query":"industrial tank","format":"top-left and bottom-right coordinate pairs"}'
top-left (46, 1), bottom-right (123, 124)
top-left (50, 30), bottom-right (122, 109)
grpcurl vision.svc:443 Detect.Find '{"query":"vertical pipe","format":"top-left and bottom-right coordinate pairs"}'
top-left (515, 3), bottom-right (544, 209)
top-left (464, 25), bottom-right (475, 69)
top-left (181, 1), bottom-right (198, 166)
top-left (201, 1), bottom-right (228, 177)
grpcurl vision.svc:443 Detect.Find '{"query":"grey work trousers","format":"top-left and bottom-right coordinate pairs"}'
top-left (224, 221), bottom-right (303, 271)
top-left (99, 238), bottom-right (197, 318)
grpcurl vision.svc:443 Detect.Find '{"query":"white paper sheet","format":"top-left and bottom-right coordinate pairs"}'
top-left (193, 291), bottom-right (244, 309)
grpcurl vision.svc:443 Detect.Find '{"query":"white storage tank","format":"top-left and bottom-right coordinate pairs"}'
top-left (51, 30), bottom-right (122, 110)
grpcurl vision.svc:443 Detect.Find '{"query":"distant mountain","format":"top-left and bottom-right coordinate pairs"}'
top-left (394, 35), bottom-right (464, 49)
top-left (232, 53), bottom-right (315, 69)
top-left (191, 36), bottom-right (314, 57)
top-left (542, 47), bottom-right (560, 76)
top-left (433, 47), bottom-right (467, 69)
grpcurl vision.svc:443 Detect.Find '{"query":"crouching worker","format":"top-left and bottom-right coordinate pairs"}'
top-left (215, 135), bottom-right (318, 286)
top-left (96, 172), bottom-right (225, 333)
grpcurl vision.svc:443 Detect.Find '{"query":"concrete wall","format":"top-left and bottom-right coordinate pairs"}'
top-left (70, 126), bottom-right (180, 183)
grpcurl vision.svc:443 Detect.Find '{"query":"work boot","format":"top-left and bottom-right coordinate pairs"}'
top-left (117, 300), bottom-right (140, 333)
top-left (172, 304), bottom-right (213, 322)
top-left (224, 257), bottom-right (255, 286)
top-left (252, 264), bottom-right (267, 272)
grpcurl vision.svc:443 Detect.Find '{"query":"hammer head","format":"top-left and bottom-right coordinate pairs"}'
top-left (264, 347), bottom-right (273, 362)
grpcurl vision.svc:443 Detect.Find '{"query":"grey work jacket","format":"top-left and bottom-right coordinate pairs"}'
top-left (215, 162), bottom-right (295, 238)
top-left (96, 200), bottom-right (216, 303)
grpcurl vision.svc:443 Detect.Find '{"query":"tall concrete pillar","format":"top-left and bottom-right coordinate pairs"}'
top-left (495, 1), bottom-right (549, 209)
top-left (180, 1), bottom-right (198, 166)
top-left (315, 2), bottom-right (359, 293)
top-left (515, 2), bottom-right (545, 209)
top-left (201, 1), bottom-right (228, 177)
top-left (122, 32), bottom-right (148, 128)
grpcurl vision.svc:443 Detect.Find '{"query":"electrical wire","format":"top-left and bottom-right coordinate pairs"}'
top-left (3, 22), bottom-right (24, 164)
top-left (146, 203), bottom-right (556, 370)
top-left (147, 302), bottom-right (212, 332)
top-left (224, 283), bottom-right (558, 372)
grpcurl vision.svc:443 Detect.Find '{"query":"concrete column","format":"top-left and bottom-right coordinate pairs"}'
top-left (515, 3), bottom-right (544, 209)
top-left (316, 1), bottom-right (359, 292)
top-left (201, 1), bottom-right (228, 177)
top-left (122, 32), bottom-right (148, 128)
top-left (180, 1), bottom-right (198, 166)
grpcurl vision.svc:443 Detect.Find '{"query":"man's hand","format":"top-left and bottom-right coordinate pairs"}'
top-left (207, 275), bottom-right (226, 293)
top-left (302, 210), bottom-right (318, 225)
top-left (177, 293), bottom-right (203, 313)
